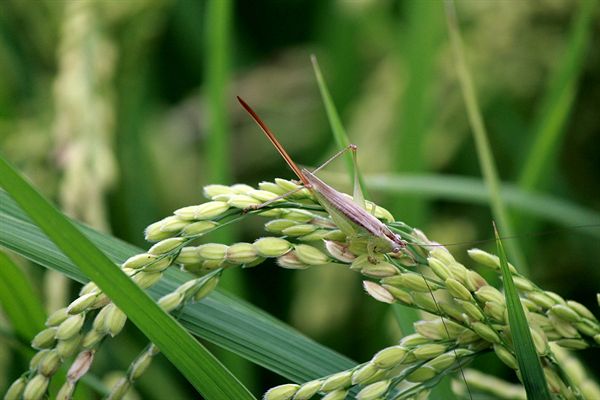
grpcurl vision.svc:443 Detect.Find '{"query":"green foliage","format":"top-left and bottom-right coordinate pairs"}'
top-left (0, 251), bottom-right (46, 340)
top-left (1, 0), bottom-right (599, 398)
top-left (0, 156), bottom-right (255, 400)
top-left (0, 189), bottom-right (355, 384)
top-left (494, 224), bottom-right (549, 399)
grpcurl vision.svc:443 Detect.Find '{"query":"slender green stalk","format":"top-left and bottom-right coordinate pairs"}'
top-left (205, 0), bottom-right (232, 185)
top-left (113, 7), bottom-right (162, 243)
top-left (359, 173), bottom-right (600, 236)
top-left (513, 0), bottom-right (597, 248)
top-left (203, 0), bottom-right (237, 249)
top-left (392, 0), bottom-right (444, 226)
top-left (311, 55), bottom-right (367, 194)
top-left (519, 0), bottom-right (597, 190)
top-left (444, 0), bottom-right (526, 273)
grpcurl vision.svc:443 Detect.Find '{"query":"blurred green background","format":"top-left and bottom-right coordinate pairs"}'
top-left (1, 0), bottom-right (599, 398)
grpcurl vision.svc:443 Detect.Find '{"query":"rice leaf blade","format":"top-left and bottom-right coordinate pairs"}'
top-left (519, 0), bottom-right (597, 190)
top-left (311, 54), bottom-right (368, 196)
top-left (205, 0), bottom-right (232, 187)
top-left (494, 223), bottom-right (550, 399)
top-left (0, 155), bottom-right (255, 400)
top-left (391, 0), bottom-right (444, 226)
top-left (0, 251), bottom-right (46, 339)
top-left (362, 173), bottom-right (600, 238)
top-left (444, 0), bottom-right (526, 272)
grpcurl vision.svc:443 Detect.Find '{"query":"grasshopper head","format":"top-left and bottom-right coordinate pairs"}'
top-left (385, 232), bottom-right (406, 253)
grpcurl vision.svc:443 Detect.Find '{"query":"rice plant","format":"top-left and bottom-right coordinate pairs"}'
top-left (1, 0), bottom-right (599, 399)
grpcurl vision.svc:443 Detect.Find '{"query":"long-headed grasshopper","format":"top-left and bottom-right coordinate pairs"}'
top-left (237, 96), bottom-right (407, 259)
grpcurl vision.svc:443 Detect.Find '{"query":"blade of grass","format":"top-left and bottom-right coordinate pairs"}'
top-left (494, 222), bottom-right (550, 399)
top-left (311, 54), bottom-right (368, 196)
top-left (312, 54), bottom-right (421, 339)
top-left (0, 251), bottom-right (46, 340)
top-left (394, 6), bottom-right (455, 389)
top-left (518, 0), bottom-right (597, 190)
top-left (392, 0), bottom-right (444, 226)
top-left (513, 0), bottom-right (597, 256)
top-left (114, 27), bottom-right (159, 246)
top-left (0, 189), bottom-right (356, 383)
top-left (359, 173), bottom-right (600, 237)
top-left (444, 0), bottom-right (526, 273)
top-left (0, 155), bottom-right (255, 400)
top-left (205, 0), bottom-right (232, 186)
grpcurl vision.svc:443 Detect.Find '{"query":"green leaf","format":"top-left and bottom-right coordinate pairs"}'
top-left (519, 0), bottom-right (597, 190)
top-left (0, 155), bottom-right (255, 400)
top-left (363, 173), bottom-right (600, 238)
top-left (494, 223), bottom-right (550, 399)
top-left (311, 54), bottom-right (368, 198)
top-left (0, 251), bottom-right (46, 340)
top-left (0, 190), bottom-right (356, 384)
top-left (444, 0), bottom-right (526, 272)
top-left (205, 0), bottom-right (232, 186)
top-left (391, 0), bottom-right (444, 226)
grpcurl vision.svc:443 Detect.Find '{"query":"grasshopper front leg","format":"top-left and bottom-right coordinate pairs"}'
top-left (242, 185), bottom-right (308, 214)
top-left (367, 240), bottom-right (380, 264)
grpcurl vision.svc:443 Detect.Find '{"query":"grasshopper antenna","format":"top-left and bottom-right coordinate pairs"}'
top-left (237, 96), bottom-right (310, 187)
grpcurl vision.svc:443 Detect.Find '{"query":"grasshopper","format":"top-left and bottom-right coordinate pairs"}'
top-left (237, 96), bottom-right (407, 259)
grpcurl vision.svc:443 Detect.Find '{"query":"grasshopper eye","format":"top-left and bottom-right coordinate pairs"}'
top-left (392, 246), bottom-right (401, 253)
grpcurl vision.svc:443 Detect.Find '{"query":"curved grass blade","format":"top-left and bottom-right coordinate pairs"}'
top-left (494, 223), bottom-right (550, 399)
top-left (444, 0), bottom-right (526, 272)
top-left (0, 190), bottom-right (356, 383)
top-left (0, 155), bottom-right (255, 400)
top-left (519, 0), bottom-right (597, 190)
top-left (0, 251), bottom-right (46, 340)
top-left (311, 54), bottom-right (368, 197)
top-left (362, 173), bottom-right (600, 238)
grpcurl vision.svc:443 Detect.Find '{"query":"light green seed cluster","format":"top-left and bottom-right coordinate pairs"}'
top-left (268, 232), bottom-right (600, 399)
top-left (452, 369), bottom-right (526, 399)
top-left (551, 343), bottom-right (600, 399)
top-left (104, 272), bottom-right (221, 400)
top-left (364, 244), bottom-right (598, 397)
top-left (6, 179), bottom-right (347, 398)
top-left (263, 332), bottom-right (474, 400)
top-left (8, 177), bottom-right (599, 400)
top-left (201, 180), bottom-right (395, 223)
top-left (5, 280), bottom-right (111, 400)
top-left (175, 237), bottom-right (337, 275)
top-left (9, 233), bottom-right (197, 399)
top-left (143, 180), bottom-right (320, 243)
top-left (468, 248), bottom-right (600, 349)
